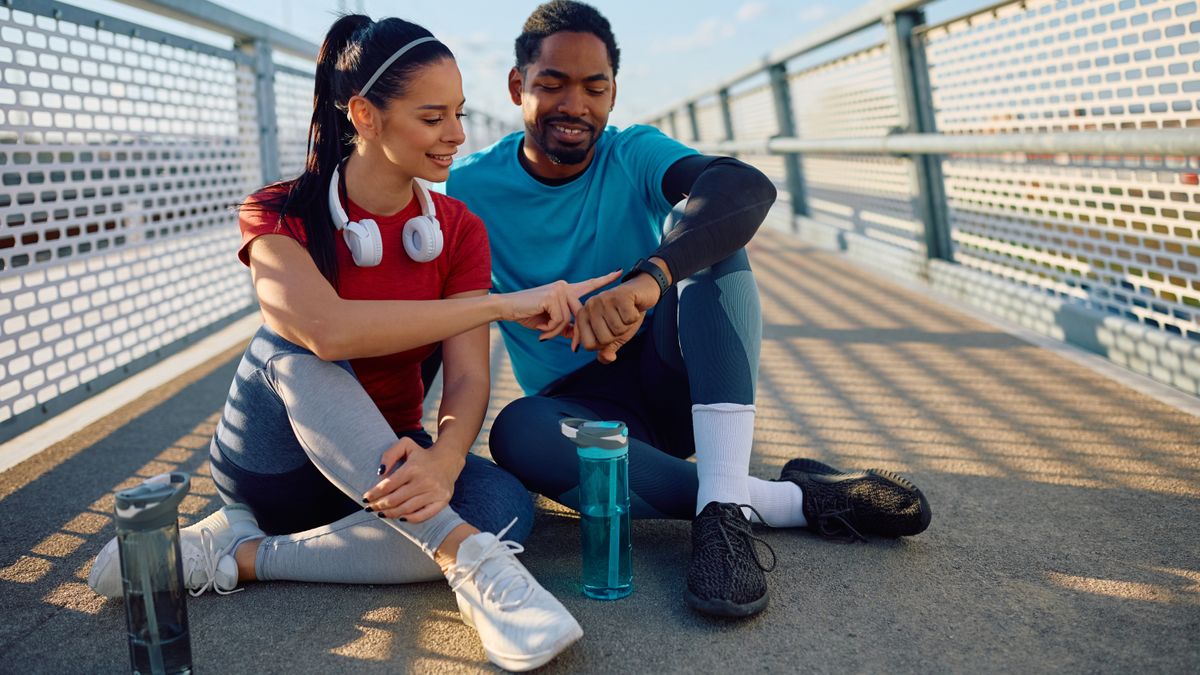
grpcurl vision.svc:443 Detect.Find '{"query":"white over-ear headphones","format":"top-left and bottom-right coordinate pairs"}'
top-left (327, 162), bottom-right (443, 266)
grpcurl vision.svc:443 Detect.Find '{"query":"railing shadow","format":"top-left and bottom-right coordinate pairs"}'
top-left (0, 229), bottom-right (1197, 671)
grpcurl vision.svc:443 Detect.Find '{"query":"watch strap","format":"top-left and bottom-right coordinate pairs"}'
top-left (621, 258), bottom-right (671, 300)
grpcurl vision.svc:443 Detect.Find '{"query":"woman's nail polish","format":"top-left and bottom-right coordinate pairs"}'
top-left (376, 513), bottom-right (386, 519)
top-left (361, 497), bottom-right (369, 503)
top-left (398, 517), bottom-right (407, 522)
top-left (377, 464), bottom-right (385, 476)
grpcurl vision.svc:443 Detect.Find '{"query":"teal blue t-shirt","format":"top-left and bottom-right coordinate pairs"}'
top-left (447, 124), bottom-right (697, 395)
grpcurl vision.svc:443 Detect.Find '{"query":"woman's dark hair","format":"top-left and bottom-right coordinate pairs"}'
top-left (246, 15), bottom-right (453, 285)
top-left (515, 1), bottom-right (620, 76)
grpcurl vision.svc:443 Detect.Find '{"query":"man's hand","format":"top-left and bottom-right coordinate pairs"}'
top-left (501, 270), bottom-right (623, 341)
top-left (571, 265), bottom-right (666, 363)
top-left (362, 438), bottom-right (466, 523)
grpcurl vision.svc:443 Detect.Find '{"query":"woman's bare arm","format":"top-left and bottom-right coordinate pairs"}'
top-left (247, 234), bottom-right (618, 361)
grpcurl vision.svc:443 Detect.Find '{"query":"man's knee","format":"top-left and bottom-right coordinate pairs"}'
top-left (685, 247), bottom-right (752, 281)
top-left (488, 396), bottom-right (556, 475)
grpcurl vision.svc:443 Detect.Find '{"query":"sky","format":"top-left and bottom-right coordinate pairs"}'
top-left (213, 0), bottom-right (876, 127)
top-left (68, 0), bottom-right (985, 128)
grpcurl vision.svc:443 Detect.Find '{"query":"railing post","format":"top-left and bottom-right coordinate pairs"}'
top-left (718, 88), bottom-right (736, 157)
top-left (885, 10), bottom-right (952, 262)
top-left (768, 62), bottom-right (809, 220)
top-left (667, 110), bottom-right (679, 139)
top-left (246, 39), bottom-right (281, 184)
top-left (686, 101), bottom-right (701, 142)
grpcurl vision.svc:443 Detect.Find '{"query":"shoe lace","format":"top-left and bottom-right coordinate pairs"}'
top-left (186, 528), bottom-right (241, 598)
top-left (697, 504), bottom-right (777, 573)
top-left (810, 494), bottom-right (867, 543)
top-left (448, 518), bottom-right (535, 611)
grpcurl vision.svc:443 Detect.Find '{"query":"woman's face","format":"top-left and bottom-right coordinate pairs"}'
top-left (372, 57), bottom-right (466, 183)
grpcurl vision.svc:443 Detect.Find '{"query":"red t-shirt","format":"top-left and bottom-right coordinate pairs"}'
top-left (238, 183), bottom-right (491, 432)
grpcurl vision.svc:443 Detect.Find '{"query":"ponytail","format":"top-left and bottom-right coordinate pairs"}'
top-left (287, 14), bottom-right (372, 284)
top-left (241, 14), bottom-right (453, 287)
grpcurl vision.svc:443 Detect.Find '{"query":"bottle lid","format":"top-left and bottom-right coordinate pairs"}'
top-left (561, 418), bottom-right (628, 456)
top-left (114, 472), bottom-right (191, 532)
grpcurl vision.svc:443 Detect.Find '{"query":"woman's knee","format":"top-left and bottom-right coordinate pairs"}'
top-left (246, 325), bottom-right (355, 389)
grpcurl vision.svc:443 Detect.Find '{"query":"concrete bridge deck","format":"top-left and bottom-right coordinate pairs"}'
top-left (2, 229), bottom-right (1198, 673)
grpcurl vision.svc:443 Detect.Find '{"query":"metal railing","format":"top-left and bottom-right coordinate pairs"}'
top-left (0, 0), bottom-right (515, 440)
top-left (644, 0), bottom-right (1200, 398)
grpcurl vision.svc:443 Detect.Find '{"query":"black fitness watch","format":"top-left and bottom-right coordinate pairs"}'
top-left (621, 258), bottom-right (671, 301)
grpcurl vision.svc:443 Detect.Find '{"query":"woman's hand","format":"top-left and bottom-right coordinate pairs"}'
top-left (362, 438), bottom-right (466, 523)
top-left (499, 270), bottom-right (622, 340)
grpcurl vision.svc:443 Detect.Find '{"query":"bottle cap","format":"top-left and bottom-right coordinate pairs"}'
top-left (114, 472), bottom-right (191, 532)
top-left (561, 418), bottom-right (628, 458)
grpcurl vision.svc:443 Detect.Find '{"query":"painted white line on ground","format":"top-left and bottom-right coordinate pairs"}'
top-left (0, 313), bottom-right (261, 475)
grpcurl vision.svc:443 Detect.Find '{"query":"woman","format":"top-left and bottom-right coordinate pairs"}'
top-left (88, 14), bottom-right (613, 672)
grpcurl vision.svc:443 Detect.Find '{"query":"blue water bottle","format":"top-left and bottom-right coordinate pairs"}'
top-left (561, 418), bottom-right (632, 600)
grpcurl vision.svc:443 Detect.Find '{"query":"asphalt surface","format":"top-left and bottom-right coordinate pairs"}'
top-left (2, 229), bottom-right (1198, 673)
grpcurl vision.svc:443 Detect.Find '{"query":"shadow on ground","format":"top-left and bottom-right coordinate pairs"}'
top-left (1, 231), bottom-right (1198, 673)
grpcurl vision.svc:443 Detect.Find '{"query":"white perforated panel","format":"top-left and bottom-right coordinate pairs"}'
top-left (726, 83), bottom-right (787, 187)
top-left (695, 101), bottom-right (724, 142)
top-left (787, 43), bottom-right (924, 248)
top-left (0, 13), bottom-right (255, 273)
top-left (926, 0), bottom-right (1200, 340)
top-left (0, 228), bottom-right (252, 421)
top-left (274, 66), bottom-right (312, 181)
top-left (803, 155), bottom-right (926, 251)
top-left (0, 5), bottom-right (258, 427)
top-left (730, 83), bottom-right (778, 139)
top-left (790, 44), bottom-right (903, 140)
top-left (925, 0), bottom-right (1200, 135)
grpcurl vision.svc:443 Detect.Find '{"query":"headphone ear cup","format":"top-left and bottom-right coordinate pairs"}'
top-left (432, 226), bottom-right (444, 260)
top-left (402, 215), bottom-right (443, 263)
top-left (343, 219), bottom-right (383, 267)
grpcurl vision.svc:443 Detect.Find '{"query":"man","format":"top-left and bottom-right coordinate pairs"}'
top-left (447, 0), bottom-right (931, 618)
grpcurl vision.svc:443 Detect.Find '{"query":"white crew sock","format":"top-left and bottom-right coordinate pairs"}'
top-left (748, 478), bottom-right (807, 528)
top-left (692, 402), bottom-right (756, 515)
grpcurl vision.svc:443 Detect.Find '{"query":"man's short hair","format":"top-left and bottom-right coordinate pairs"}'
top-left (515, 0), bottom-right (621, 76)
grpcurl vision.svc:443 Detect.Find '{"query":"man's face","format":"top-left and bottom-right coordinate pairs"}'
top-left (509, 31), bottom-right (616, 170)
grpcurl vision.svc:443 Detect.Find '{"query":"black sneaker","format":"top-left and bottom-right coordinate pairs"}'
top-left (779, 458), bottom-right (931, 540)
top-left (684, 502), bottom-right (776, 618)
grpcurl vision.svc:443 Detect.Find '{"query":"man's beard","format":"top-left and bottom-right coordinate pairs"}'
top-left (530, 116), bottom-right (597, 165)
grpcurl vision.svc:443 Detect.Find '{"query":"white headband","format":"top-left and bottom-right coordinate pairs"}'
top-left (359, 36), bottom-right (440, 98)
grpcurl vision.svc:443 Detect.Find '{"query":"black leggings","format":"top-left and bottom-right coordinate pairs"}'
top-left (488, 247), bottom-right (761, 519)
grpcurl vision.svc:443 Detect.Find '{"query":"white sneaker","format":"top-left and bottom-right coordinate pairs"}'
top-left (447, 520), bottom-right (583, 672)
top-left (88, 503), bottom-right (264, 599)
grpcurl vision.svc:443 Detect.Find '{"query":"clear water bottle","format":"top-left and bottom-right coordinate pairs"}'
top-left (561, 418), bottom-right (632, 600)
top-left (115, 472), bottom-right (194, 675)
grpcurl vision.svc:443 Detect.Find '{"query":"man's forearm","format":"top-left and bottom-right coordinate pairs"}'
top-left (653, 157), bottom-right (777, 283)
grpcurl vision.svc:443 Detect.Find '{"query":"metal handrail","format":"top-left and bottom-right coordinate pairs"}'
top-left (123, 0), bottom-right (319, 58)
top-left (690, 129), bottom-right (1200, 157)
top-left (125, 1), bottom-right (518, 137)
top-left (647, 0), bottom-right (931, 120)
top-left (8, 0), bottom-right (255, 63)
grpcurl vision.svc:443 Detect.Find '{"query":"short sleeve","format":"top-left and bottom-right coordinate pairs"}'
top-left (442, 208), bottom-right (492, 297)
top-left (237, 186), bottom-right (305, 266)
top-left (611, 125), bottom-right (699, 217)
